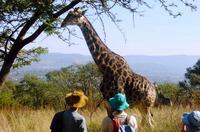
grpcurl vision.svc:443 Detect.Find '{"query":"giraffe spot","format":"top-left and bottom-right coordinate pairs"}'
top-left (139, 83), bottom-right (143, 88)
top-left (93, 52), bottom-right (99, 58)
top-left (129, 82), bottom-right (134, 88)
top-left (123, 71), bottom-right (128, 76)
top-left (89, 45), bottom-right (94, 51)
top-left (112, 64), bottom-right (116, 71)
top-left (122, 77), bottom-right (126, 82)
top-left (116, 63), bottom-right (122, 68)
top-left (101, 53), bottom-right (107, 59)
top-left (100, 47), bottom-right (103, 52)
top-left (117, 69), bottom-right (122, 74)
top-left (104, 56), bottom-right (110, 64)
top-left (118, 57), bottom-right (125, 63)
top-left (95, 43), bottom-right (99, 51)
top-left (109, 59), bottom-right (113, 66)
top-left (127, 77), bottom-right (131, 82)
top-left (133, 82), bottom-right (138, 88)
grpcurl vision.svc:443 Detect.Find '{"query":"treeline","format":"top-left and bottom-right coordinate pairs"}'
top-left (0, 63), bottom-right (102, 110)
top-left (0, 61), bottom-right (200, 109)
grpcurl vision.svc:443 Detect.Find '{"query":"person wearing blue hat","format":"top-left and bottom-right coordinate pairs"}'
top-left (181, 111), bottom-right (200, 132)
top-left (100, 93), bottom-right (137, 132)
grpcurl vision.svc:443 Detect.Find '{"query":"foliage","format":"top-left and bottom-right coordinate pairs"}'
top-left (191, 89), bottom-right (200, 105)
top-left (0, 63), bottom-right (103, 109)
top-left (179, 59), bottom-right (200, 90)
top-left (46, 63), bottom-right (102, 94)
top-left (14, 74), bottom-right (63, 109)
top-left (74, 63), bottom-right (102, 94)
top-left (46, 63), bottom-right (103, 111)
top-left (0, 81), bottom-right (17, 107)
top-left (12, 47), bottom-right (48, 69)
top-left (157, 83), bottom-right (181, 101)
top-left (177, 59), bottom-right (200, 106)
top-left (46, 65), bottom-right (79, 91)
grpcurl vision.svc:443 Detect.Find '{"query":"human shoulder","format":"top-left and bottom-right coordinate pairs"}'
top-left (101, 116), bottom-right (113, 128)
top-left (73, 111), bottom-right (85, 118)
top-left (50, 111), bottom-right (65, 131)
top-left (127, 115), bottom-right (137, 129)
top-left (101, 116), bottom-right (113, 132)
top-left (55, 110), bottom-right (65, 115)
top-left (102, 116), bottom-right (113, 122)
top-left (53, 110), bottom-right (65, 119)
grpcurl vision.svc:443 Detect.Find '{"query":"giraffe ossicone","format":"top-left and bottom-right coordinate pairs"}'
top-left (61, 8), bottom-right (157, 127)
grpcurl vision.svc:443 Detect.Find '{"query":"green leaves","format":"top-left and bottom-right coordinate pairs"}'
top-left (180, 59), bottom-right (200, 90)
top-left (0, 63), bottom-right (103, 109)
top-left (15, 74), bottom-right (64, 109)
top-left (12, 47), bottom-right (48, 69)
top-left (157, 83), bottom-right (180, 101)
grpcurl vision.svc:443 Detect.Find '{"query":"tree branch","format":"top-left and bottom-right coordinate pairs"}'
top-left (23, 0), bottom-right (81, 45)
top-left (16, 11), bottom-right (42, 42)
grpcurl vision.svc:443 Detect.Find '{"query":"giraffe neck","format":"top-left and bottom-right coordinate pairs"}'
top-left (78, 17), bottom-right (111, 72)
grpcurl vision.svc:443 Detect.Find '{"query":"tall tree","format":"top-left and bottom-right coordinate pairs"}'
top-left (0, 0), bottom-right (197, 87)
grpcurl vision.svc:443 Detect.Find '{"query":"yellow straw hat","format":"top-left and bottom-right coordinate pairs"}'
top-left (65, 90), bottom-right (88, 108)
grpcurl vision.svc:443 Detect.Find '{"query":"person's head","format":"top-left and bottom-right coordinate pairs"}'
top-left (65, 90), bottom-right (88, 109)
top-left (108, 93), bottom-right (129, 112)
top-left (182, 111), bottom-right (200, 132)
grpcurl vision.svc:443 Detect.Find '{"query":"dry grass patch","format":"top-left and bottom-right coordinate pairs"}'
top-left (0, 106), bottom-right (198, 132)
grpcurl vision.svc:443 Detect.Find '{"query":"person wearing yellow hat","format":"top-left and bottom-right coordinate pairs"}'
top-left (50, 90), bottom-right (88, 132)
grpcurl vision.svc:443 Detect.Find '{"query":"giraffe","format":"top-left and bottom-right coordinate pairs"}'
top-left (61, 8), bottom-right (157, 127)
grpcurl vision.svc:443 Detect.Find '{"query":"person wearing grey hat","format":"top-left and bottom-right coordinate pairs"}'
top-left (181, 111), bottom-right (200, 132)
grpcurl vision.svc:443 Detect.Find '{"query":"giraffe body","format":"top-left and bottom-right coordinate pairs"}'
top-left (61, 9), bottom-right (157, 127)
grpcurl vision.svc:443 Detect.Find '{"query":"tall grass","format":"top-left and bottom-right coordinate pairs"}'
top-left (0, 106), bottom-right (198, 132)
top-left (0, 108), bottom-right (54, 132)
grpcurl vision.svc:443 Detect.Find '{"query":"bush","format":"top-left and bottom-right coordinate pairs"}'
top-left (0, 81), bottom-right (17, 107)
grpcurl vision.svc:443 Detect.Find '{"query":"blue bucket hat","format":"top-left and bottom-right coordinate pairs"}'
top-left (182, 111), bottom-right (200, 131)
top-left (108, 93), bottom-right (129, 111)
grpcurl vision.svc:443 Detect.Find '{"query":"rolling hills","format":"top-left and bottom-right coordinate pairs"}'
top-left (10, 53), bottom-right (200, 83)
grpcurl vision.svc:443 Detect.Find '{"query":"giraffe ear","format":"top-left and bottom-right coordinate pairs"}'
top-left (74, 7), bottom-right (80, 12)
top-left (74, 7), bottom-right (82, 15)
top-left (82, 9), bottom-right (87, 15)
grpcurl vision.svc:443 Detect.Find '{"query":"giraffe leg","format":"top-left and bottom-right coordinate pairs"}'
top-left (138, 104), bottom-right (154, 128)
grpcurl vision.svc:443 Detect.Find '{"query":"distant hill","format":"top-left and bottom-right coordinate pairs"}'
top-left (10, 53), bottom-right (200, 83)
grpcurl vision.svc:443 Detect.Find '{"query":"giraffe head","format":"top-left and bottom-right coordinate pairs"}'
top-left (61, 8), bottom-right (85, 27)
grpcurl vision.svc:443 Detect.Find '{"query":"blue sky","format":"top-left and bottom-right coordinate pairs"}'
top-left (28, 4), bottom-right (200, 56)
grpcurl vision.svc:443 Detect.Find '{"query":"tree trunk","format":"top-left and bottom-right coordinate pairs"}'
top-left (0, 1), bottom-right (80, 87)
top-left (0, 43), bottom-right (23, 87)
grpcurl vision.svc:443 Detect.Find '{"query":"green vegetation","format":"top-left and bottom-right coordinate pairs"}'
top-left (156, 83), bottom-right (180, 101)
top-left (0, 62), bottom-right (200, 108)
top-left (178, 59), bottom-right (200, 105)
top-left (0, 63), bottom-right (102, 109)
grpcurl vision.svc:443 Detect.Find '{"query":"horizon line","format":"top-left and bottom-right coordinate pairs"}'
top-left (48, 52), bottom-right (200, 57)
